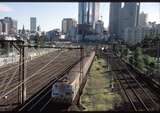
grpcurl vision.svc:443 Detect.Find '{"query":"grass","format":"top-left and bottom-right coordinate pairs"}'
top-left (80, 57), bottom-right (122, 111)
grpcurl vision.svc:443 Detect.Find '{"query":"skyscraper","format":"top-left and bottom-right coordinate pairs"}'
top-left (119, 2), bottom-right (140, 39)
top-left (0, 17), bottom-right (17, 36)
top-left (62, 18), bottom-right (77, 34)
top-left (0, 21), bottom-right (2, 34)
top-left (78, 2), bottom-right (88, 25)
top-left (139, 12), bottom-right (147, 27)
top-left (123, 3), bottom-right (140, 27)
top-left (92, 3), bottom-right (100, 28)
top-left (109, 3), bottom-right (121, 38)
top-left (30, 17), bottom-right (37, 32)
top-left (78, 2), bottom-right (99, 28)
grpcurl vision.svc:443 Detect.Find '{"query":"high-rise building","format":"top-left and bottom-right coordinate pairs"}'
top-left (92, 3), bottom-right (100, 28)
top-left (119, 2), bottom-right (140, 39)
top-left (0, 17), bottom-right (17, 36)
top-left (95, 20), bottom-right (104, 34)
top-left (109, 2), bottom-right (121, 38)
top-left (123, 3), bottom-right (139, 27)
top-left (0, 21), bottom-right (2, 34)
top-left (62, 18), bottom-right (77, 34)
top-left (30, 17), bottom-right (37, 32)
top-left (139, 12), bottom-right (147, 27)
top-left (0, 19), bottom-right (9, 35)
top-left (78, 2), bottom-right (88, 25)
top-left (78, 2), bottom-right (99, 28)
top-left (109, 2), bottom-right (140, 39)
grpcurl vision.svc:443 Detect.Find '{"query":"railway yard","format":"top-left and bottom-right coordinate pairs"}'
top-left (102, 49), bottom-right (160, 111)
top-left (79, 47), bottom-right (160, 111)
top-left (0, 44), bottom-right (159, 111)
top-left (0, 48), bottom-right (82, 111)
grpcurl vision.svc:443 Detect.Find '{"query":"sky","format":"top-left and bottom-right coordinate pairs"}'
top-left (0, 2), bottom-right (160, 32)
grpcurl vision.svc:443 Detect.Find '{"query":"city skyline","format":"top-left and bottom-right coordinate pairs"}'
top-left (0, 2), bottom-right (160, 31)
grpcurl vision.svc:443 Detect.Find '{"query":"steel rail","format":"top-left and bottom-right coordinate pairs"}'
top-left (18, 57), bottom-right (82, 111)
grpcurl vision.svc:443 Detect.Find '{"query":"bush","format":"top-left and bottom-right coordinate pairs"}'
top-left (143, 55), bottom-right (156, 69)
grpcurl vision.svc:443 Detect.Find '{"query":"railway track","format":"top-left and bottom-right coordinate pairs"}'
top-left (103, 50), bottom-right (160, 111)
top-left (0, 49), bottom-right (81, 111)
top-left (18, 52), bottom-right (83, 112)
top-left (20, 51), bottom-right (95, 112)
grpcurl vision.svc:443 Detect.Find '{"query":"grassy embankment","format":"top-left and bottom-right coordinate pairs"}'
top-left (80, 56), bottom-right (122, 111)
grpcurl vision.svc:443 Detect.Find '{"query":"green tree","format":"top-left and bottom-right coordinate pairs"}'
top-left (143, 55), bottom-right (151, 66)
top-left (122, 48), bottom-right (129, 58)
top-left (129, 56), bottom-right (134, 64)
top-left (134, 47), bottom-right (145, 70)
top-left (39, 35), bottom-right (45, 46)
top-left (34, 33), bottom-right (40, 46)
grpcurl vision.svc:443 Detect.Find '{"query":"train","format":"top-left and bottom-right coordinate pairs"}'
top-left (51, 51), bottom-right (95, 104)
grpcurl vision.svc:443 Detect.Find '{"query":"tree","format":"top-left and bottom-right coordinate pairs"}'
top-left (134, 47), bottom-right (145, 70)
top-left (122, 48), bottom-right (129, 58)
top-left (143, 55), bottom-right (151, 66)
top-left (39, 32), bottom-right (46, 46)
top-left (34, 33), bottom-right (40, 46)
top-left (129, 56), bottom-right (134, 64)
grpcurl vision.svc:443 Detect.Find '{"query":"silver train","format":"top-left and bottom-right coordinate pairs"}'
top-left (51, 51), bottom-right (95, 104)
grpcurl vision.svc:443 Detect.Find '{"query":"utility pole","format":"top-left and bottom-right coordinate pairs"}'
top-left (21, 45), bottom-right (27, 103)
top-left (157, 39), bottom-right (160, 70)
top-left (158, 3), bottom-right (160, 70)
top-left (18, 41), bottom-right (26, 104)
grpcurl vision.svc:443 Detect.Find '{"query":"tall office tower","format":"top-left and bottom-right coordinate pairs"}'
top-left (92, 3), bottom-right (100, 28)
top-left (109, 2), bottom-right (121, 38)
top-left (0, 21), bottom-right (2, 34)
top-left (1, 21), bottom-right (9, 35)
top-left (119, 2), bottom-right (140, 39)
top-left (139, 12), bottom-right (147, 27)
top-left (2, 17), bottom-right (17, 35)
top-left (123, 3), bottom-right (140, 27)
top-left (78, 2), bottom-right (99, 27)
top-left (136, 3), bottom-right (140, 26)
top-left (78, 2), bottom-right (88, 25)
top-left (62, 18), bottom-right (77, 34)
top-left (30, 17), bottom-right (37, 32)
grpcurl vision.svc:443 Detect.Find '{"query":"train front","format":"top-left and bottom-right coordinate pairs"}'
top-left (51, 81), bottom-right (73, 105)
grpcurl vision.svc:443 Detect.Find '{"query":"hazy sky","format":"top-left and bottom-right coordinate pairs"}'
top-left (0, 2), bottom-right (160, 31)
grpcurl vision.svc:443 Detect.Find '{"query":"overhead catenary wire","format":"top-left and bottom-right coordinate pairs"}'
top-left (112, 51), bottom-right (159, 108)
top-left (104, 50), bottom-right (159, 110)
top-left (0, 51), bottom-right (64, 100)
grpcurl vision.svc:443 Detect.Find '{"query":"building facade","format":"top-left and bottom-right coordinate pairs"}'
top-left (109, 2), bottom-right (121, 38)
top-left (124, 26), bottom-right (152, 45)
top-left (46, 29), bottom-right (61, 42)
top-left (78, 2), bottom-right (99, 28)
top-left (95, 20), bottom-right (104, 34)
top-left (61, 18), bottom-right (77, 37)
top-left (0, 17), bottom-right (17, 36)
top-left (109, 2), bottom-right (140, 40)
top-left (30, 17), bottom-right (37, 32)
top-left (0, 21), bottom-right (2, 35)
top-left (119, 3), bottom-right (140, 39)
top-left (139, 12), bottom-right (147, 27)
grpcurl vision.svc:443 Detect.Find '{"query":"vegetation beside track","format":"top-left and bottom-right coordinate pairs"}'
top-left (80, 56), bottom-right (122, 111)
